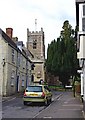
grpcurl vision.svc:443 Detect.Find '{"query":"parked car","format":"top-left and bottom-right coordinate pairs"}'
top-left (23, 84), bottom-right (52, 106)
top-left (65, 85), bottom-right (72, 89)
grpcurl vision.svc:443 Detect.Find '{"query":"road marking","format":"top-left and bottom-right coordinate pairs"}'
top-left (43, 116), bottom-right (52, 118)
top-left (59, 108), bottom-right (82, 110)
top-left (63, 104), bottom-right (83, 107)
top-left (57, 97), bottom-right (61, 100)
top-left (33, 94), bottom-right (62, 118)
top-left (52, 94), bottom-right (63, 101)
top-left (64, 101), bottom-right (68, 103)
top-left (3, 97), bottom-right (16, 102)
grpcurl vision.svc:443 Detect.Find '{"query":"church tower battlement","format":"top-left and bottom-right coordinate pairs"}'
top-left (27, 27), bottom-right (45, 60)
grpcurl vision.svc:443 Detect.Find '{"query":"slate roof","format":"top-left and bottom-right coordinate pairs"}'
top-left (0, 28), bottom-right (33, 62)
top-left (0, 28), bottom-right (17, 50)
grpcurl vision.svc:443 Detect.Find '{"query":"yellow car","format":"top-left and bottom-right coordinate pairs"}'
top-left (23, 84), bottom-right (52, 106)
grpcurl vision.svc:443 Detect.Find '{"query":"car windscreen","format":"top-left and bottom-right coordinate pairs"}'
top-left (26, 86), bottom-right (42, 92)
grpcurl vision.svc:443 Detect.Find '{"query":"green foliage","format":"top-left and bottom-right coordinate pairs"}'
top-left (46, 20), bottom-right (78, 86)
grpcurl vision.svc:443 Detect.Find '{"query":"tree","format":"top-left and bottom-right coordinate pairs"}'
top-left (46, 20), bottom-right (78, 86)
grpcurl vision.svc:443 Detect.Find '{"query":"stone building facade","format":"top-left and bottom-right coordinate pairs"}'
top-left (75, 0), bottom-right (85, 113)
top-left (0, 28), bottom-right (33, 96)
top-left (27, 28), bottom-right (45, 82)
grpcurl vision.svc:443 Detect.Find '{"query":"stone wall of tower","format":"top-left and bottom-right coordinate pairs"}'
top-left (27, 28), bottom-right (45, 60)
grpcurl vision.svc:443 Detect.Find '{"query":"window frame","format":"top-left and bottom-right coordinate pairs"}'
top-left (12, 49), bottom-right (15, 63)
top-left (33, 39), bottom-right (37, 49)
top-left (11, 70), bottom-right (15, 86)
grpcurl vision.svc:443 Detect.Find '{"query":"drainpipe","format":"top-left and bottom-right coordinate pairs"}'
top-left (81, 73), bottom-right (84, 102)
top-left (2, 58), bottom-right (5, 96)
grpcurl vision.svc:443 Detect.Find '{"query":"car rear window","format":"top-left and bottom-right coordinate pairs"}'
top-left (26, 86), bottom-right (42, 92)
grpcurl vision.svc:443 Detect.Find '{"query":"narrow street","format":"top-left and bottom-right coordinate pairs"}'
top-left (2, 91), bottom-right (84, 119)
top-left (2, 91), bottom-right (61, 118)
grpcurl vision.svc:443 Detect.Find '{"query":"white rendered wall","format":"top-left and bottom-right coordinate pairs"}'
top-left (79, 4), bottom-right (83, 31)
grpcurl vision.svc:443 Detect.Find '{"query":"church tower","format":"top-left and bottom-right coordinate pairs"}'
top-left (27, 27), bottom-right (45, 60)
top-left (27, 27), bottom-right (45, 82)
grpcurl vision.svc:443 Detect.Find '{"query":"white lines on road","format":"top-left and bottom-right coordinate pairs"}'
top-left (33, 94), bottom-right (62, 118)
top-left (33, 101), bottom-right (53, 118)
top-left (62, 104), bottom-right (83, 107)
top-left (64, 101), bottom-right (68, 103)
top-left (59, 108), bottom-right (82, 111)
top-left (52, 94), bottom-right (62, 101)
top-left (33, 106), bottom-right (46, 118)
top-left (43, 116), bottom-right (52, 118)
top-left (59, 109), bottom-right (81, 111)
top-left (3, 97), bottom-right (16, 103)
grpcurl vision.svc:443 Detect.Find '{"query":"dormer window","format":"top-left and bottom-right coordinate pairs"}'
top-left (33, 39), bottom-right (37, 49)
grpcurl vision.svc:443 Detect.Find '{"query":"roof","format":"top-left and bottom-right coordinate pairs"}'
top-left (0, 28), bottom-right (17, 50)
top-left (0, 28), bottom-right (33, 62)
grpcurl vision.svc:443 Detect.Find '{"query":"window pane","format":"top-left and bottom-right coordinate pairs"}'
top-left (83, 5), bottom-right (85, 16)
top-left (33, 42), bottom-right (37, 49)
top-left (27, 86), bottom-right (42, 92)
top-left (12, 49), bottom-right (15, 63)
top-left (82, 18), bottom-right (85, 31)
top-left (12, 49), bottom-right (14, 54)
top-left (33, 40), bottom-right (37, 49)
top-left (22, 80), bottom-right (24, 87)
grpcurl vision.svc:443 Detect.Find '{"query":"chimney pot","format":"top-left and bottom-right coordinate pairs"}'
top-left (6, 28), bottom-right (13, 39)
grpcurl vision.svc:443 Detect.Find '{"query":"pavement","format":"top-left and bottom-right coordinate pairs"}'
top-left (55, 91), bottom-right (84, 119)
top-left (34, 91), bottom-right (85, 119)
top-left (2, 92), bottom-right (23, 102)
top-left (1, 91), bottom-right (85, 119)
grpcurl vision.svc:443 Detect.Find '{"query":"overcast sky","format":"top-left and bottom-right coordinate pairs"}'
top-left (0, 0), bottom-right (76, 57)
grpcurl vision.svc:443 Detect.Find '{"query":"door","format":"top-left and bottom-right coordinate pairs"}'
top-left (16, 76), bottom-right (19, 92)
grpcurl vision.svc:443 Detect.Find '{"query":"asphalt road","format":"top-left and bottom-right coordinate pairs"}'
top-left (2, 91), bottom-right (62, 118)
top-left (2, 91), bottom-right (84, 119)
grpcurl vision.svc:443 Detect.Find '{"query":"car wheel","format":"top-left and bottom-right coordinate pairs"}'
top-left (23, 101), bottom-right (27, 105)
top-left (50, 98), bottom-right (52, 103)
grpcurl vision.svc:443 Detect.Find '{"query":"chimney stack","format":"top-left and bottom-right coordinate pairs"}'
top-left (6, 28), bottom-right (13, 39)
